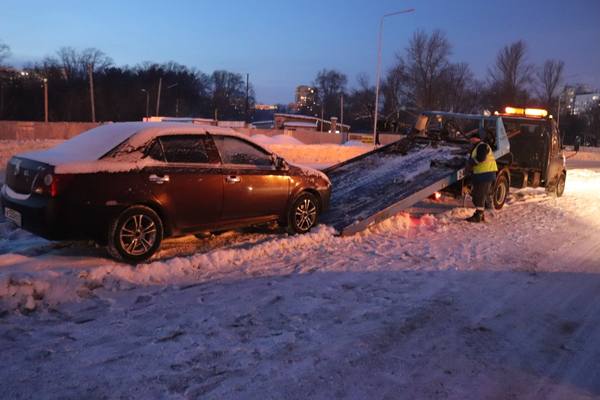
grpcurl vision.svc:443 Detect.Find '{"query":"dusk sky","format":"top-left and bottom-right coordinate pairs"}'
top-left (1, 0), bottom-right (599, 104)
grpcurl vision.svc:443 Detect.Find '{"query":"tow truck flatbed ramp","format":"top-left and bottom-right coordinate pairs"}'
top-left (320, 138), bottom-right (469, 235)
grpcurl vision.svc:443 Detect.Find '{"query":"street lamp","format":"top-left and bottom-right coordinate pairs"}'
top-left (43, 78), bottom-right (48, 123)
top-left (373, 8), bottom-right (415, 146)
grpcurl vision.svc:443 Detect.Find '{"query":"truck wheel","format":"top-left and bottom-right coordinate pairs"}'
top-left (107, 205), bottom-right (163, 263)
top-left (556, 173), bottom-right (566, 197)
top-left (287, 192), bottom-right (319, 234)
top-left (492, 174), bottom-right (509, 210)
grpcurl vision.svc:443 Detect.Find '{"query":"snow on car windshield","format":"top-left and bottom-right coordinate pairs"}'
top-left (18, 122), bottom-right (143, 166)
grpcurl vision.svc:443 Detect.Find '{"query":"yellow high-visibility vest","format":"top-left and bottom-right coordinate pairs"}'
top-left (472, 143), bottom-right (498, 174)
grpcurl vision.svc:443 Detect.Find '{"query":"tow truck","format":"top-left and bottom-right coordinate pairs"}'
top-left (320, 107), bottom-right (566, 235)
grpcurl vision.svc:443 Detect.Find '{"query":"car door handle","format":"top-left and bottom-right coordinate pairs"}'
top-left (149, 174), bottom-right (170, 184)
top-left (225, 175), bottom-right (241, 184)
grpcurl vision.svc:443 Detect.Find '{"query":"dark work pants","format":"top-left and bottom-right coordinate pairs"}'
top-left (472, 180), bottom-right (493, 210)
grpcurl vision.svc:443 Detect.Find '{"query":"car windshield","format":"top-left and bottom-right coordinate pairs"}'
top-left (19, 122), bottom-right (142, 165)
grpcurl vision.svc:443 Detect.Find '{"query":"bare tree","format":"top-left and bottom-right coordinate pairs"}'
top-left (382, 63), bottom-right (410, 131)
top-left (81, 48), bottom-right (112, 72)
top-left (405, 30), bottom-right (452, 109)
top-left (442, 62), bottom-right (480, 113)
top-left (211, 70), bottom-right (253, 120)
top-left (346, 73), bottom-right (376, 129)
top-left (536, 59), bottom-right (565, 112)
top-left (313, 69), bottom-right (347, 119)
top-left (488, 40), bottom-right (534, 106)
top-left (56, 47), bottom-right (112, 80)
top-left (0, 40), bottom-right (10, 66)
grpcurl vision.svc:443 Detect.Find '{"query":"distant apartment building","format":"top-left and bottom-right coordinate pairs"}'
top-left (573, 93), bottom-right (600, 115)
top-left (562, 84), bottom-right (600, 115)
top-left (294, 85), bottom-right (318, 115)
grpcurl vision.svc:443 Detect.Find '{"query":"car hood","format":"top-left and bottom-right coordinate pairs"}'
top-left (287, 162), bottom-right (331, 184)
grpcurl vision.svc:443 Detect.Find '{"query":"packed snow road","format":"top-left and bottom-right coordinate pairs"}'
top-left (1, 140), bottom-right (600, 399)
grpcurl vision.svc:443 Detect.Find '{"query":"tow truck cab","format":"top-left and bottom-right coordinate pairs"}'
top-left (417, 107), bottom-right (567, 208)
top-left (499, 112), bottom-right (566, 195)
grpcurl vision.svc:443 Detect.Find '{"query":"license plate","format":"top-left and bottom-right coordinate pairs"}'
top-left (4, 207), bottom-right (22, 227)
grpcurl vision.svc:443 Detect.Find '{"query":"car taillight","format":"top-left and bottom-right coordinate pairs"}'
top-left (33, 173), bottom-right (74, 197)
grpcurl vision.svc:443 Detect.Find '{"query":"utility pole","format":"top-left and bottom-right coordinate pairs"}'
top-left (320, 104), bottom-right (324, 132)
top-left (155, 77), bottom-right (162, 116)
top-left (0, 81), bottom-right (4, 119)
top-left (43, 78), bottom-right (49, 123)
top-left (245, 73), bottom-right (250, 122)
top-left (373, 8), bottom-right (415, 146)
top-left (141, 89), bottom-right (149, 118)
top-left (340, 94), bottom-right (346, 142)
top-left (87, 64), bottom-right (96, 123)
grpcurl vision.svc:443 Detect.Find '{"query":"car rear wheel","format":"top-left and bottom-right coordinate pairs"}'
top-left (107, 205), bottom-right (163, 263)
top-left (287, 192), bottom-right (319, 234)
top-left (492, 173), bottom-right (509, 210)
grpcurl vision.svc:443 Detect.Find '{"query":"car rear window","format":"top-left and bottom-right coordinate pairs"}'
top-left (157, 135), bottom-right (209, 163)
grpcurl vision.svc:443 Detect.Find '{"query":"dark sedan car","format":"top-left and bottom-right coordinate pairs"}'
top-left (1, 122), bottom-right (331, 262)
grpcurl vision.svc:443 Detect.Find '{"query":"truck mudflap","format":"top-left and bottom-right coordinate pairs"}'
top-left (320, 137), bottom-right (468, 235)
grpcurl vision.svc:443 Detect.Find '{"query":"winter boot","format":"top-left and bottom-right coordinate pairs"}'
top-left (466, 210), bottom-right (484, 223)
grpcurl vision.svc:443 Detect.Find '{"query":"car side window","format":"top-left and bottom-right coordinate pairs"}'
top-left (158, 135), bottom-right (209, 163)
top-left (213, 136), bottom-right (273, 167)
top-left (146, 140), bottom-right (165, 162)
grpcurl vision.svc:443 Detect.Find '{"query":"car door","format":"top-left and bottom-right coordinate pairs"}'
top-left (210, 135), bottom-right (290, 222)
top-left (143, 134), bottom-right (223, 233)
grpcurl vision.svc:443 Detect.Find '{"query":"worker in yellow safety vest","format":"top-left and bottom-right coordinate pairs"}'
top-left (466, 136), bottom-right (498, 222)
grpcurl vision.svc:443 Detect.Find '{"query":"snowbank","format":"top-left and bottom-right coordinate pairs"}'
top-left (267, 144), bottom-right (368, 168)
top-left (250, 134), bottom-right (304, 145)
top-left (2, 136), bottom-right (600, 398)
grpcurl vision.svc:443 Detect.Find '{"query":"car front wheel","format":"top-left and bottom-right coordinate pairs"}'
top-left (107, 205), bottom-right (163, 263)
top-left (287, 192), bottom-right (319, 234)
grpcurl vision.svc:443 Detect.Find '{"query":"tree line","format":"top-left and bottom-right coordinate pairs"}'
top-left (306, 30), bottom-right (596, 144)
top-left (0, 45), bottom-right (254, 122)
top-left (0, 32), bottom-right (598, 145)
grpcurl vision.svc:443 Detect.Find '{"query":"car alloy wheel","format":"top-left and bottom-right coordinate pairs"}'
top-left (119, 214), bottom-right (157, 256)
top-left (289, 192), bottom-right (319, 234)
top-left (108, 205), bottom-right (163, 263)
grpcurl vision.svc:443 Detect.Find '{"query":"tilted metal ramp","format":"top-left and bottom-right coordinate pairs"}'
top-left (320, 137), bottom-right (469, 235)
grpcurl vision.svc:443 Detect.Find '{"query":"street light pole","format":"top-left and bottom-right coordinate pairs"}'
top-left (372, 8), bottom-right (415, 146)
top-left (43, 78), bottom-right (48, 123)
top-left (155, 77), bottom-right (162, 116)
top-left (87, 64), bottom-right (96, 123)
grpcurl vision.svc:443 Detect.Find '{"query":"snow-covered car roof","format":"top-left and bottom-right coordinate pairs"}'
top-left (19, 122), bottom-right (268, 166)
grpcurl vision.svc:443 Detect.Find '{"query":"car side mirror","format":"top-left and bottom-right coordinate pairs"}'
top-left (274, 156), bottom-right (287, 170)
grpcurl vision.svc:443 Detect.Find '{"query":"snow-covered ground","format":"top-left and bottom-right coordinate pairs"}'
top-left (1, 140), bottom-right (600, 399)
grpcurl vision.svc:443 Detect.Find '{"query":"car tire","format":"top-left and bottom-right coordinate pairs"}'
top-left (556, 173), bottom-right (566, 197)
top-left (492, 173), bottom-right (509, 210)
top-left (287, 192), bottom-right (320, 234)
top-left (107, 205), bottom-right (163, 263)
